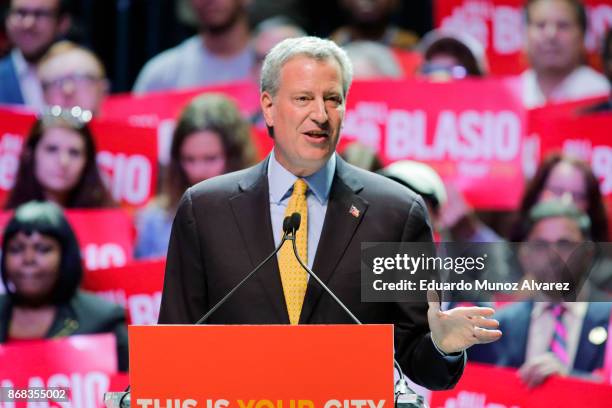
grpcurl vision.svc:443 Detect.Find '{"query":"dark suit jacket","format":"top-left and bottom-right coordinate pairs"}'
top-left (469, 301), bottom-right (612, 373)
top-left (0, 290), bottom-right (129, 372)
top-left (159, 155), bottom-right (464, 390)
top-left (0, 54), bottom-right (25, 105)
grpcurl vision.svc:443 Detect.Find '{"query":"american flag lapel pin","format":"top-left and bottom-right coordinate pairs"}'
top-left (349, 205), bottom-right (360, 218)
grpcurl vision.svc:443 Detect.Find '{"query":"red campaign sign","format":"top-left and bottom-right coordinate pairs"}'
top-left (527, 104), bottom-right (612, 239)
top-left (0, 109), bottom-right (158, 209)
top-left (430, 362), bottom-right (612, 407)
top-left (342, 78), bottom-right (526, 210)
top-left (101, 82), bottom-right (261, 165)
top-left (0, 208), bottom-right (135, 270)
top-left (90, 121), bottom-right (158, 209)
top-left (81, 260), bottom-right (165, 325)
top-left (0, 109), bottom-right (35, 206)
top-left (0, 334), bottom-right (118, 408)
top-left (435, 0), bottom-right (612, 76)
top-left (100, 81), bottom-right (260, 125)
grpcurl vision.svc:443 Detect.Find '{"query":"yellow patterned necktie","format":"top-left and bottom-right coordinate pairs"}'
top-left (278, 178), bottom-right (308, 324)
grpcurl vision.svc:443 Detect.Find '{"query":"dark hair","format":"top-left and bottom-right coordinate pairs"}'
top-left (603, 28), bottom-right (612, 80)
top-left (525, 0), bottom-right (587, 34)
top-left (5, 116), bottom-right (114, 209)
top-left (510, 153), bottom-right (608, 241)
top-left (516, 199), bottom-right (592, 241)
top-left (162, 93), bottom-right (257, 210)
top-left (1, 201), bottom-right (82, 305)
top-left (425, 38), bottom-right (483, 76)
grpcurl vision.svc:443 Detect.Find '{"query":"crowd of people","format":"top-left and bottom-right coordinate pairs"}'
top-left (0, 0), bottom-right (611, 392)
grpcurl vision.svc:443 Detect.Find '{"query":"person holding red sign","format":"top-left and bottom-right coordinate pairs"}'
top-left (5, 107), bottom-right (115, 209)
top-left (522, 0), bottom-right (609, 108)
top-left (0, 201), bottom-right (129, 372)
top-left (159, 36), bottom-right (502, 390)
top-left (135, 93), bottom-right (257, 259)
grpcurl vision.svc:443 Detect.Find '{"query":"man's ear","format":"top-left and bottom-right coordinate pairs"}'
top-left (261, 91), bottom-right (274, 127)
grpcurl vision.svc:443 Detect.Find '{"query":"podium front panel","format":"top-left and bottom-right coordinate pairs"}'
top-left (129, 324), bottom-right (394, 407)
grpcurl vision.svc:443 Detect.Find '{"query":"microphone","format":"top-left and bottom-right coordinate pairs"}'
top-left (194, 215), bottom-right (294, 325)
top-left (286, 212), bottom-right (426, 408)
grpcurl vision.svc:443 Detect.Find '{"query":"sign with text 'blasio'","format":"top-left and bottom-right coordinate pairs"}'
top-left (343, 78), bottom-right (525, 209)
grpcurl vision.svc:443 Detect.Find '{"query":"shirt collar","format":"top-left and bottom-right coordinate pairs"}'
top-left (11, 49), bottom-right (30, 77)
top-left (532, 301), bottom-right (587, 319)
top-left (267, 149), bottom-right (335, 205)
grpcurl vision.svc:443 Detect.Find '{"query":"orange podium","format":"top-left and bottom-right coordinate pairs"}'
top-left (128, 324), bottom-right (394, 407)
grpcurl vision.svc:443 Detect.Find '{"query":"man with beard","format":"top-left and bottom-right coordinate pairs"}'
top-left (0, 0), bottom-right (71, 109)
top-left (329, 0), bottom-right (418, 50)
top-left (521, 0), bottom-right (609, 108)
top-left (133, 0), bottom-right (254, 93)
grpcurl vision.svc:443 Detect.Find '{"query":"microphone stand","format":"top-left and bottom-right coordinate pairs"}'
top-left (288, 218), bottom-right (427, 408)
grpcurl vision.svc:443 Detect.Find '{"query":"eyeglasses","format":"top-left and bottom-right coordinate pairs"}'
top-left (421, 63), bottom-right (468, 79)
top-left (41, 105), bottom-right (93, 128)
top-left (543, 185), bottom-right (588, 204)
top-left (526, 239), bottom-right (582, 255)
top-left (42, 74), bottom-right (103, 92)
top-left (8, 7), bottom-right (58, 22)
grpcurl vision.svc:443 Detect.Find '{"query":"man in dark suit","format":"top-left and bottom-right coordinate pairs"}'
top-left (470, 200), bottom-right (612, 387)
top-left (0, 0), bottom-right (70, 108)
top-left (159, 36), bottom-right (501, 391)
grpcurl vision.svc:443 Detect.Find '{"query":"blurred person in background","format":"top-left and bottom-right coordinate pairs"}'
top-left (330, 0), bottom-right (417, 50)
top-left (511, 153), bottom-right (608, 243)
top-left (470, 200), bottom-right (611, 387)
top-left (342, 40), bottom-right (403, 79)
top-left (135, 93), bottom-right (257, 259)
top-left (37, 40), bottom-right (108, 115)
top-left (0, 201), bottom-right (128, 371)
top-left (249, 15), bottom-right (306, 128)
top-left (0, 0), bottom-right (71, 110)
top-left (251, 15), bottom-right (306, 84)
top-left (133, 0), bottom-right (254, 93)
top-left (378, 160), bottom-right (447, 236)
top-left (418, 29), bottom-right (488, 81)
top-left (339, 142), bottom-right (383, 172)
top-left (583, 28), bottom-right (612, 113)
top-left (521, 0), bottom-right (609, 108)
top-left (5, 107), bottom-right (114, 209)
top-left (510, 153), bottom-right (612, 293)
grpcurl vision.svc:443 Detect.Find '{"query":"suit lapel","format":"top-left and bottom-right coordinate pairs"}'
top-left (300, 158), bottom-right (368, 323)
top-left (509, 302), bottom-right (531, 367)
top-left (574, 303), bottom-right (610, 371)
top-left (229, 159), bottom-right (289, 323)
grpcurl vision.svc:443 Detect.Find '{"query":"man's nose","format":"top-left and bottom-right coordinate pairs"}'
top-left (543, 22), bottom-right (559, 39)
top-left (310, 98), bottom-right (328, 124)
top-left (21, 14), bottom-right (37, 29)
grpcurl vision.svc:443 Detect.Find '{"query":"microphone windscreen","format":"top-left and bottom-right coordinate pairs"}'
top-left (291, 212), bottom-right (301, 231)
top-left (283, 216), bottom-right (292, 234)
